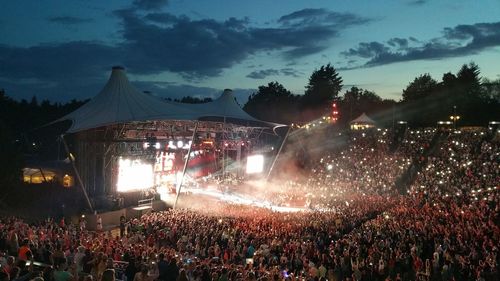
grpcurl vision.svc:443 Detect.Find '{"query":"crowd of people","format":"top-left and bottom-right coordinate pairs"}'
top-left (411, 130), bottom-right (497, 199)
top-left (396, 129), bottom-right (436, 160)
top-left (259, 129), bottom-right (410, 208)
top-left (0, 127), bottom-right (497, 281)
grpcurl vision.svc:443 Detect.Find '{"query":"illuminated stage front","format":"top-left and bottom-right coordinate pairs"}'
top-left (65, 118), bottom-right (281, 213)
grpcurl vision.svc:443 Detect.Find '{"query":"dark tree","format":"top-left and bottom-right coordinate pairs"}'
top-left (243, 81), bottom-right (299, 124)
top-left (340, 87), bottom-right (394, 126)
top-left (481, 78), bottom-right (500, 102)
top-left (446, 63), bottom-right (485, 124)
top-left (342, 86), bottom-right (363, 122)
top-left (457, 62), bottom-right (481, 94)
top-left (479, 78), bottom-right (500, 124)
top-left (0, 120), bottom-right (23, 187)
top-left (397, 62), bottom-right (499, 126)
top-left (0, 90), bottom-right (88, 160)
top-left (401, 74), bottom-right (438, 102)
top-left (301, 64), bottom-right (343, 120)
top-left (398, 74), bottom-right (442, 126)
top-left (442, 72), bottom-right (457, 87)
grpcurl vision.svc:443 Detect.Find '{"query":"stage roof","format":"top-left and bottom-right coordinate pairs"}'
top-left (54, 67), bottom-right (285, 133)
top-left (168, 89), bottom-right (284, 128)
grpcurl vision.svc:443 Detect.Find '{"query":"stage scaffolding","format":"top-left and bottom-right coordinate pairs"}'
top-left (63, 119), bottom-right (274, 210)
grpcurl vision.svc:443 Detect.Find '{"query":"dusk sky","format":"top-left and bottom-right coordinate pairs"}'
top-left (1, 0), bottom-right (499, 104)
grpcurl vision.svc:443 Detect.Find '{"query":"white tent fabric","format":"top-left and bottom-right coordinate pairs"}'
top-left (56, 67), bottom-right (283, 133)
top-left (349, 112), bottom-right (376, 124)
top-left (171, 89), bottom-right (282, 127)
top-left (59, 66), bottom-right (196, 133)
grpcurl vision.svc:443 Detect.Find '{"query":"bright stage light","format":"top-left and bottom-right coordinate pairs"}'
top-left (155, 142), bottom-right (161, 149)
top-left (246, 154), bottom-right (264, 174)
top-left (117, 158), bottom-right (154, 192)
top-left (168, 141), bottom-right (176, 149)
top-left (177, 140), bottom-right (183, 148)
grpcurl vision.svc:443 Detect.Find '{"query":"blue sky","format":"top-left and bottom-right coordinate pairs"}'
top-left (1, 0), bottom-right (499, 103)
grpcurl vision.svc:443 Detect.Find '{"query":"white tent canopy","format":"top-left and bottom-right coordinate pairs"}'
top-left (55, 67), bottom-right (283, 133)
top-left (172, 89), bottom-right (280, 127)
top-left (349, 112), bottom-right (376, 130)
top-left (349, 113), bottom-right (376, 125)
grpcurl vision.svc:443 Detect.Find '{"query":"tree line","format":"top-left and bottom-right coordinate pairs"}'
top-left (244, 62), bottom-right (499, 127)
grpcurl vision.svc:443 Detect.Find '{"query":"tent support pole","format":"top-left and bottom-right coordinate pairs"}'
top-left (174, 121), bottom-right (199, 209)
top-left (61, 134), bottom-right (94, 212)
top-left (222, 117), bottom-right (226, 181)
top-left (266, 126), bottom-right (291, 181)
top-left (38, 168), bottom-right (48, 183)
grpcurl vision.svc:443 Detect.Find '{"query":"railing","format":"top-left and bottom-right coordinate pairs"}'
top-left (135, 197), bottom-right (154, 210)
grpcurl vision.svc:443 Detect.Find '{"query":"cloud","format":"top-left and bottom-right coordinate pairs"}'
top-left (132, 0), bottom-right (169, 10)
top-left (341, 21), bottom-right (500, 68)
top-left (0, 7), bottom-right (370, 100)
top-left (341, 41), bottom-right (389, 58)
top-left (132, 81), bottom-right (220, 100)
top-left (112, 8), bottom-right (370, 77)
top-left (408, 0), bottom-right (428, 5)
top-left (1, 76), bottom-right (103, 102)
top-left (0, 42), bottom-right (119, 81)
top-left (278, 8), bottom-right (371, 28)
top-left (387, 37), bottom-right (408, 49)
top-left (0, 41), bottom-right (121, 100)
top-left (246, 69), bottom-right (280, 79)
top-left (47, 16), bottom-right (92, 25)
top-left (280, 68), bottom-right (302, 77)
top-left (246, 68), bottom-right (302, 79)
top-left (1, 72), bottom-right (254, 105)
top-left (104, 80), bottom-right (254, 105)
top-left (143, 12), bottom-right (178, 24)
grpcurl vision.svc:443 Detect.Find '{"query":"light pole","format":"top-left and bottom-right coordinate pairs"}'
top-left (449, 105), bottom-right (460, 130)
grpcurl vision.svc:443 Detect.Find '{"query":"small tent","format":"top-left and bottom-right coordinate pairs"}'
top-left (22, 160), bottom-right (74, 187)
top-left (350, 113), bottom-right (376, 130)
